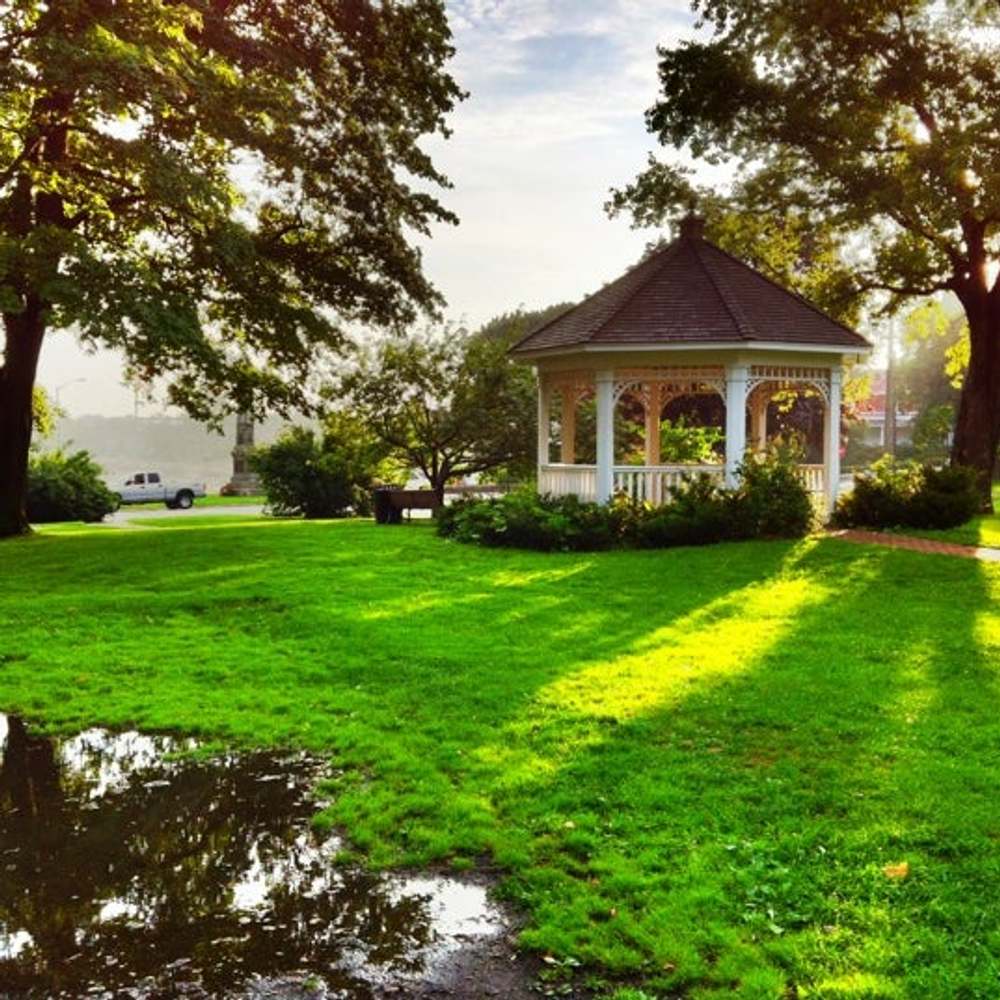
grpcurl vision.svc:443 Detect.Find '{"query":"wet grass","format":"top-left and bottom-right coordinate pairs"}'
top-left (2, 518), bottom-right (999, 998)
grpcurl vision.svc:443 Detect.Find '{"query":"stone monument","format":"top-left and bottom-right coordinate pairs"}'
top-left (224, 411), bottom-right (262, 495)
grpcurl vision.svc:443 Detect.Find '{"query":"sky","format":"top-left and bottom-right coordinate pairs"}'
top-left (38, 0), bottom-right (698, 417)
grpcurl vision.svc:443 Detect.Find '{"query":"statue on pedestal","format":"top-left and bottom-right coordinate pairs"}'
top-left (224, 412), bottom-right (262, 495)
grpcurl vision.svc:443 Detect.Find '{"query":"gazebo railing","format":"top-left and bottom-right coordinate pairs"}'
top-left (614, 465), bottom-right (724, 504)
top-left (797, 464), bottom-right (825, 495)
top-left (539, 464), bottom-right (598, 501)
top-left (540, 462), bottom-right (826, 504)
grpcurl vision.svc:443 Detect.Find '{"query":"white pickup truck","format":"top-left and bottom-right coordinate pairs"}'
top-left (113, 472), bottom-right (207, 510)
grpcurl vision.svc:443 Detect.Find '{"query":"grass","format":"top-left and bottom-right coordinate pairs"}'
top-left (2, 518), bottom-right (1000, 998)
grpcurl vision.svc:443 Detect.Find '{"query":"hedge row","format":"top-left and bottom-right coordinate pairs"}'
top-left (438, 450), bottom-right (814, 552)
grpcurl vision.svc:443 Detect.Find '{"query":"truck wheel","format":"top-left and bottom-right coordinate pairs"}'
top-left (176, 491), bottom-right (194, 510)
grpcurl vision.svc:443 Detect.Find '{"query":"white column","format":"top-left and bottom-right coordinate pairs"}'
top-left (725, 363), bottom-right (748, 487)
top-left (595, 370), bottom-right (615, 503)
top-left (824, 367), bottom-right (843, 513)
top-left (644, 382), bottom-right (662, 467)
top-left (560, 389), bottom-right (577, 465)
top-left (537, 372), bottom-right (552, 474)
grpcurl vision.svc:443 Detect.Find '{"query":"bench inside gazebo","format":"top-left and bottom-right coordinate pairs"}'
top-left (510, 217), bottom-right (871, 513)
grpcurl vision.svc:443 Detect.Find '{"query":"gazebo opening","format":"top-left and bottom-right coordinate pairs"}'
top-left (512, 218), bottom-right (871, 513)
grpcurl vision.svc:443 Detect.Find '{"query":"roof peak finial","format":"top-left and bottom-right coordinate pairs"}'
top-left (679, 213), bottom-right (706, 240)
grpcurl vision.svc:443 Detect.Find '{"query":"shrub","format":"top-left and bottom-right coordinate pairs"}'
top-left (658, 416), bottom-right (724, 464)
top-left (27, 450), bottom-right (118, 524)
top-left (734, 442), bottom-right (814, 539)
top-left (634, 475), bottom-right (734, 548)
top-left (834, 457), bottom-right (979, 530)
top-left (251, 414), bottom-right (399, 518)
top-left (438, 451), bottom-right (815, 552)
top-left (438, 489), bottom-right (625, 551)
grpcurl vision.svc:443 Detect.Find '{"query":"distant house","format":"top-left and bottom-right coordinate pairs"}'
top-left (854, 372), bottom-right (919, 447)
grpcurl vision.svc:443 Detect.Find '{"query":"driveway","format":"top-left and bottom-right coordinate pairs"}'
top-left (110, 504), bottom-right (264, 524)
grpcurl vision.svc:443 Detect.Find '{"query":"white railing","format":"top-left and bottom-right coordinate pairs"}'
top-left (540, 464), bottom-right (723, 504)
top-left (539, 464), bottom-right (598, 501)
top-left (797, 464), bottom-right (825, 495)
top-left (541, 462), bottom-right (827, 504)
top-left (613, 465), bottom-right (724, 504)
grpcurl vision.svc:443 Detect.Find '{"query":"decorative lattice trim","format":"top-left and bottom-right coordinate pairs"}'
top-left (613, 366), bottom-right (726, 405)
top-left (747, 365), bottom-right (832, 404)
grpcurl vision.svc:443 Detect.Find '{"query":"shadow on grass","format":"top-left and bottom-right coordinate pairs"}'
top-left (468, 541), bottom-right (999, 998)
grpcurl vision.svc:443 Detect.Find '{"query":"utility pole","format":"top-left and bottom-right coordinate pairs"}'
top-left (884, 316), bottom-right (897, 456)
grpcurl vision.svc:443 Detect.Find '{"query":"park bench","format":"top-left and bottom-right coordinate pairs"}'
top-left (373, 487), bottom-right (442, 524)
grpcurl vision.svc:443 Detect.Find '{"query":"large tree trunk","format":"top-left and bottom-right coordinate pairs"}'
top-left (951, 291), bottom-right (1000, 512)
top-left (0, 305), bottom-right (46, 538)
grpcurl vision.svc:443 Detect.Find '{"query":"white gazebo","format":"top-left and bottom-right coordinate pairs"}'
top-left (510, 217), bottom-right (872, 513)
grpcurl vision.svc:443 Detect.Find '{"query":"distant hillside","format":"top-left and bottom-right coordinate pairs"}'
top-left (51, 414), bottom-right (299, 493)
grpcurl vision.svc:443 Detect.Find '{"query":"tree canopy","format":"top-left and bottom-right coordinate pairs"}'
top-left (611, 0), bottom-right (1000, 503)
top-left (340, 305), bottom-right (571, 496)
top-left (0, 0), bottom-right (461, 535)
top-left (340, 328), bottom-right (535, 497)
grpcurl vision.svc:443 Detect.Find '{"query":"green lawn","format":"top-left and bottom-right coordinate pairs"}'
top-left (2, 519), bottom-right (999, 998)
top-left (903, 483), bottom-right (1000, 549)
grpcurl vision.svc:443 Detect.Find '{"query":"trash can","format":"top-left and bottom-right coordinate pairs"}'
top-left (373, 487), bottom-right (403, 525)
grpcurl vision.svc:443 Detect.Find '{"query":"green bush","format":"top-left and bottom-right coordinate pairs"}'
top-left (634, 474), bottom-right (735, 548)
top-left (251, 414), bottom-right (398, 518)
top-left (438, 450), bottom-right (815, 552)
top-left (834, 457), bottom-right (979, 530)
top-left (437, 489), bottom-right (627, 551)
top-left (27, 450), bottom-right (118, 524)
top-left (658, 415), bottom-right (724, 464)
top-left (734, 442), bottom-right (815, 538)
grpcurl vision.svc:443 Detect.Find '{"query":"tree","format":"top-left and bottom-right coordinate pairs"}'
top-left (897, 300), bottom-right (965, 414)
top-left (340, 327), bottom-right (537, 501)
top-left (31, 386), bottom-right (61, 439)
top-left (611, 0), bottom-right (1000, 506)
top-left (0, 1), bottom-right (461, 537)
top-left (251, 412), bottom-right (402, 518)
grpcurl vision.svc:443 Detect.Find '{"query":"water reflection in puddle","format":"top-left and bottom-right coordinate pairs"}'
top-left (0, 715), bottom-right (508, 999)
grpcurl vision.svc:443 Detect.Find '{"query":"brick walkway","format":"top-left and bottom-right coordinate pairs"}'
top-left (829, 529), bottom-right (1000, 563)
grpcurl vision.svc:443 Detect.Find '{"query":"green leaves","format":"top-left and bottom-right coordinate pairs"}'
top-left (0, 0), bottom-right (462, 418)
top-left (615, 0), bottom-right (1000, 300)
top-left (340, 319), bottom-right (539, 492)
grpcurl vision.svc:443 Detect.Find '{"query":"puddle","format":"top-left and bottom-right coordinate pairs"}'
top-left (0, 715), bottom-right (527, 999)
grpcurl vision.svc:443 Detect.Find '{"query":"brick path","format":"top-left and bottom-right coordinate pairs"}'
top-left (829, 529), bottom-right (1000, 563)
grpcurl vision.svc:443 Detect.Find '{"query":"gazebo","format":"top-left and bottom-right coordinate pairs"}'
top-left (509, 217), bottom-right (871, 513)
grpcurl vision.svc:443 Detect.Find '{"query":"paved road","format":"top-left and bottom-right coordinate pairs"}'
top-left (110, 504), bottom-right (264, 524)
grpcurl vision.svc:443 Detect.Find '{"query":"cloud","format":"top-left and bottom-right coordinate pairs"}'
top-left (445, 0), bottom-right (694, 144)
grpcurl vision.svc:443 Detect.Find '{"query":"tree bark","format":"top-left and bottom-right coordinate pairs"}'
top-left (950, 289), bottom-right (1000, 512)
top-left (0, 305), bottom-right (46, 537)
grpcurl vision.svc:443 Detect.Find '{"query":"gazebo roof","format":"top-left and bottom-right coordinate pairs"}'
top-left (511, 221), bottom-right (871, 356)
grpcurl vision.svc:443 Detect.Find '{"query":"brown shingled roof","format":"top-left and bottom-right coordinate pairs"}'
top-left (510, 233), bottom-right (871, 355)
